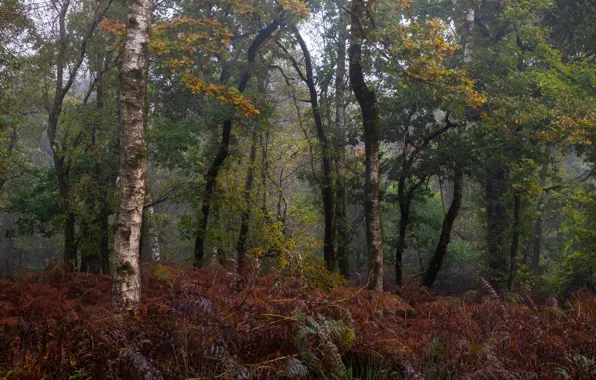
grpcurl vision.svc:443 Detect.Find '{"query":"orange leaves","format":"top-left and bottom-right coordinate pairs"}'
top-left (384, 16), bottom-right (485, 112)
top-left (150, 16), bottom-right (232, 56)
top-left (227, 0), bottom-right (310, 18)
top-left (205, 84), bottom-right (260, 117)
top-left (99, 19), bottom-right (125, 55)
top-left (230, 0), bottom-right (254, 16)
top-left (279, 0), bottom-right (310, 18)
top-left (532, 107), bottom-right (596, 145)
top-left (181, 73), bottom-right (260, 117)
top-left (565, 111), bottom-right (596, 146)
top-left (99, 18), bottom-right (124, 36)
top-left (101, 14), bottom-right (258, 118)
top-left (100, 16), bottom-right (231, 57)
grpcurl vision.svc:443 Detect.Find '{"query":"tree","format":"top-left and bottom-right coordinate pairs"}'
top-left (44, 0), bottom-right (113, 268)
top-left (468, 0), bottom-right (595, 287)
top-left (334, 3), bottom-right (350, 277)
top-left (421, 118), bottom-right (464, 289)
top-left (112, 0), bottom-right (153, 313)
top-left (0, 0), bottom-right (29, 199)
top-left (276, 25), bottom-right (336, 271)
top-left (193, 14), bottom-right (284, 267)
top-left (349, 0), bottom-right (384, 291)
top-left (421, 6), bottom-right (475, 289)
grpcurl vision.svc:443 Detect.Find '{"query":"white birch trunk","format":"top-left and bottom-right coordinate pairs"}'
top-left (464, 9), bottom-right (475, 65)
top-left (112, 0), bottom-right (153, 313)
top-left (146, 204), bottom-right (161, 262)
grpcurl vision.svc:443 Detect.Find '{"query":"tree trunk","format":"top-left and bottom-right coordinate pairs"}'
top-left (485, 169), bottom-right (509, 278)
top-left (335, 8), bottom-right (349, 277)
top-left (49, 109), bottom-right (76, 268)
top-left (422, 162), bottom-right (463, 289)
top-left (145, 204), bottom-right (161, 262)
top-left (463, 9), bottom-right (475, 65)
top-left (292, 26), bottom-right (336, 271)
top-left (531, 158), bottom-right (548, 274)
top-left (140, 182), bottom-right (161, 263)
top-left (395, 177), bottom-right (410, 287)
top-left (349, 0), bottom-right (383, 291)
top-left (63, 210), bottom-right (77, 268)
top-left (112, 0), bottom-right (153, 313)
top-left (193, 16), bottom-right (282, 266)
top-left (421, 7), bottom-right (472, 289)
top-left (99, 208), bottom-right (110, 274)
top-left (101, 59), bottom-right (124, 275)
top-left (260, 128), bottom-right (270, 213)
top-left (94, 75), bottom-right (106, 273)
top-left (79, 217), bottom-right (93, 273)
top-left (82, 68), bottom-right (107, 274)
top-left (236, 124), bottom-right (258, 267)
top-left (508, 193), bottom-right (521, 291)
top-left (47, 1), bottom-right (74, 268)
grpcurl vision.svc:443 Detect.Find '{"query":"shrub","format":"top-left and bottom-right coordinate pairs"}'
top-left (301, 255), bottom-right (348, 291)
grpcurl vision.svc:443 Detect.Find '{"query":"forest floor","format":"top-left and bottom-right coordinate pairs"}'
top-left (0, 263), bottom-right (594, 379)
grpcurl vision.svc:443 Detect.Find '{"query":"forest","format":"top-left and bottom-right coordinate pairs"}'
top-left (0, 0), bottom-right (595, 378)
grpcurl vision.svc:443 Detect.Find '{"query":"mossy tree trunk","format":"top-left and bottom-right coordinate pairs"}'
top-left (349, 0), bottom-right (383, 292)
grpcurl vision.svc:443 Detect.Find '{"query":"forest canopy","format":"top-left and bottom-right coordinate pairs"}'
top-left (1, 0), bottom-right (594, 294)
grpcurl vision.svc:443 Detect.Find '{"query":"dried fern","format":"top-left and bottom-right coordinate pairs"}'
top-left (295, 313), bottom-right (352, 379)
top-left (548, 297), bottom-right (560, 309)
top-left (119, 347), bottom-right (164, 380)
top-left (285, 357), bottom-right (309, 378)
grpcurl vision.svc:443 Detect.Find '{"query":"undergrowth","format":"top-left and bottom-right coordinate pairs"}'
top-left (0, 263), bottom-right (594, 379)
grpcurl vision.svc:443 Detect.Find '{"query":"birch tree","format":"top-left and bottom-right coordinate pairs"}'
top-left (112, 0), bottom-right (153, 312)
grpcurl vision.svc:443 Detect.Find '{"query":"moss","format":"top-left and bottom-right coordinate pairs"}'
top-left (119, 261), bottom-right (136, 275)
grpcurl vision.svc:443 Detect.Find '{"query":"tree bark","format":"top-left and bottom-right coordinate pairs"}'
top-left (236, 124), bottom-right (258, 267)
top-left (82, 66), bottom-right (108, 274)
top-left (145, 204), bottom-right (161, 262)
top-left (93, 75), bottom-right (106, 273)
top-left (291, 26), bottom-right (336, 271)
top-left (101, 59), bottom-right (124, 275)
top-left (335, 7), bottom-right (349, 277)
top-left (140, 181), bottom-right (161, 263)
top-left (463, 9), bottom-right (475, 65)
top-left (422, 155), bottom-right (463, 289)
top-left (260, 128), bottom-right (270, 213)
top-left (64, 211), bottom-right (77, 268)
top-left (112, 0), bottom-right (153, 313)
top-left (508, 193), bottom-right (521, 291)
top-left (485, 169), bottom-right (509, 278)
top-left (193, 16), bottom-right (282, 266)
top-left (47, 2), bottom-right (72, 266)
top-left (79, 219), bottom-right (94, 273)
top-left (531, 158), bottom-right (548, 274)
top-left (349, 0), bottom-right (383, 291)
top-left (395, 177), bottom-right (410, 287)
top-left (99, 207), bottom-right (110, 274)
